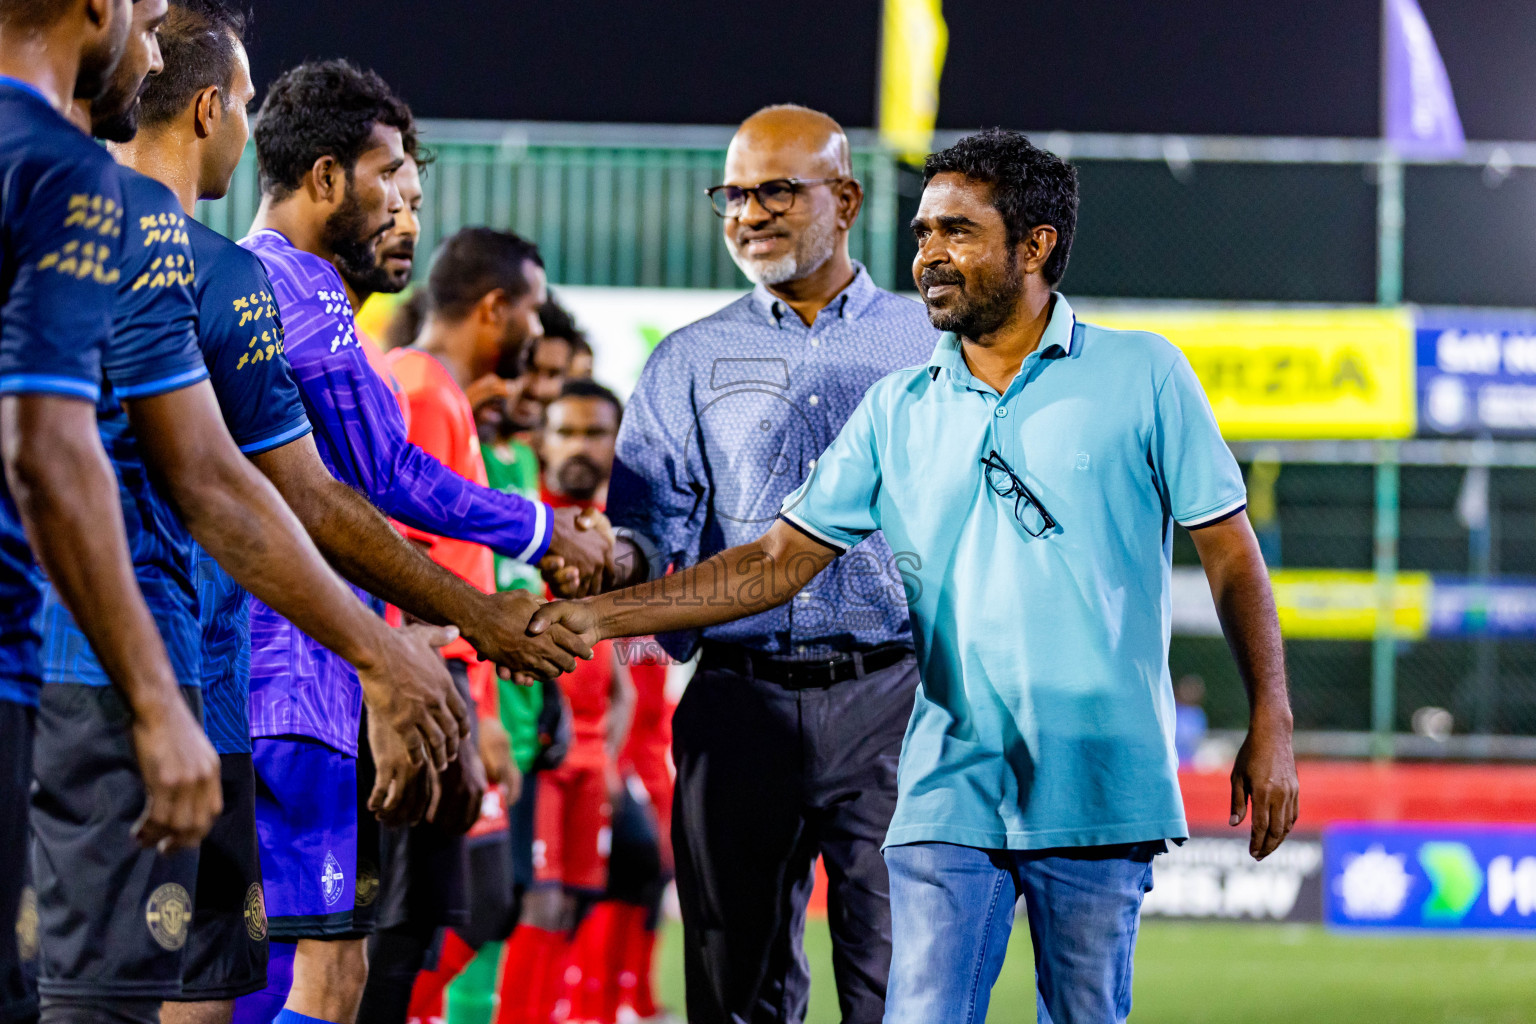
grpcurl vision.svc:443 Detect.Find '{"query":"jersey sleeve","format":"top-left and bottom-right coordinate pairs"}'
top-left (278, 290), bottom-right (553, 563)
top-left (1150, 348), bottom-right (1248, 528)
top-left (777, 388), bottom-right (883, 553)
top-left (102, 181), bottom-right (208, 399)
top-left (0, 157), bottom-right (124, 400)
top-left (198, 254), bottom-right (311, 454)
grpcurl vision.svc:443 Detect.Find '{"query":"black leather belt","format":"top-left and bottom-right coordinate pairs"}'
top-left (701, 642), bottom-right (912, 690)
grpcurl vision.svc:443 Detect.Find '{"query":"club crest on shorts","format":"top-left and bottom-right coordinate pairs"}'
top-left (15, 885), bottom-right (37, 962)
top-left (355, 860), bottom-right (379, 907)
top-left (321, 850), bottom-right (346, 907)
top-left (145, 883), bottom-right (192, 951)
top-left (244, 883), bottom-right (268, 942)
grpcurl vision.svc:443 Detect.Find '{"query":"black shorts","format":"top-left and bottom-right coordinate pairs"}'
top-left (352, 711), bottom-right (383, 938)
top-left (31, 684), bottom-right (202, 1001)
top-left (373, 659), bottom-right (475, 934)
top-left (606, 778), bottom-right (664, 906)
top-left (0, 700), bottom-right (37, 1023)
top-left (458, 826), bottom-right (514, 949)
top-left (171, 752), bottom-right (268, 1002)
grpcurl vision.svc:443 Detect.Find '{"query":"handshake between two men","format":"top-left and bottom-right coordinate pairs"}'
top-left (365, 506), bottom-right (618, 830)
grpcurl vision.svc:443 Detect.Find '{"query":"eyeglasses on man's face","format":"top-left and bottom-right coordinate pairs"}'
top-left (982, 449), bottom-right (1057, 537)
top-left (704, 177), bottom-right (845, 219)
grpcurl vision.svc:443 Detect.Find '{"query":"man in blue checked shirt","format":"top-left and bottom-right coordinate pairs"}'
top-left (553, 104), bottom-right (942, 1024)
top-left (535, 129), bottom-right (1299, 1024)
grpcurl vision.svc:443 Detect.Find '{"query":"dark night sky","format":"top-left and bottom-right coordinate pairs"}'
top-left (245, 0), bottom-right (1536, 140)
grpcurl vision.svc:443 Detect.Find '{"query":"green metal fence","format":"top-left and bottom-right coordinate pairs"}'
top-left (197, 121), bottom-right (899, 291)
top-left (199, 120), bottom-right (1536, 307)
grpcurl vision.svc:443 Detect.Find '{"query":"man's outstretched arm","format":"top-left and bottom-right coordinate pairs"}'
top-left (1188, 511), bottom-right (1298, 861)
top-left (1, 394), bottom-right (221, 851)
top-left (293, 343), bottom-right (614, 593)
top-left (125, 381), bottom-right (469, 771)
top-left (530, 518), bottom-right (838, 644)
top-left (251, 434), bottom-right (592, 682)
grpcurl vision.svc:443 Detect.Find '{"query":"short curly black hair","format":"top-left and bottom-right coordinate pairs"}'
top-left (923, 129), bottom-right (1080, 286)
top-left (253, 59), bottom-right (417, 200)
top-left (138, 0), bottom-right (249, 129)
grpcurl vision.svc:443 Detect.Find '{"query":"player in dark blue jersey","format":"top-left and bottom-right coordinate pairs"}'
top-left (111, 7), bottom-right (593, 1021)
top-left (0, 1), bottom-right (226, 1020)
top-left (26, 2), bottom-right (487, 1019)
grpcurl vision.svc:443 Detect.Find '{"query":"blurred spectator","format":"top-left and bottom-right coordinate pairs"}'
top-left (567, 334), bottom-right (594, 381)
top-left (384, 287), bottom-right (430, 352)
top-left (503, 295), bottom-right (582, 435)
top-left (1175, 674), bottom-right (1209, 768)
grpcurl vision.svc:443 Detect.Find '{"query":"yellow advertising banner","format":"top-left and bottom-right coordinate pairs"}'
top-left (1086, 307), bottom-right (1416, 439)
top-left (1270, 569), bottom-right (1432, 640)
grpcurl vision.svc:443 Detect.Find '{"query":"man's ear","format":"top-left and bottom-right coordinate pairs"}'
top-left (1021, 225), bottom-right (1059, 278)
top-left (82, 0), bottom-right (111, 30)
top-left (477, 288), bottom-right (509, 326)
top-left (835, 178), bottom-right (865, 232)
top-left (309, 155), bottom-right (342, 203)
top-left (191, 86), bottom-right (220, 140)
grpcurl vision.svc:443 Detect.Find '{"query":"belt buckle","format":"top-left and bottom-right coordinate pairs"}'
top-left (796, 658), bottom-right (842, 689)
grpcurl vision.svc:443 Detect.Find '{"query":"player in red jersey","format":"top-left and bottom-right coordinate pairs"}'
top-left (359, 227), bottom-right (550, 1024)
top-left (605, 649), bottom-right (677, 1023)
top-left (497, 381), bottom-right (634, 1024)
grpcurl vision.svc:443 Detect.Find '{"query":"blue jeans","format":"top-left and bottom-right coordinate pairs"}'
top-left (883, 841), bottom-right (1160, 1024)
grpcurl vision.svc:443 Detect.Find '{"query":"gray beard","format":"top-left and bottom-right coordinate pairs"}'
top-left (728, 217), bottom-right (837, 287)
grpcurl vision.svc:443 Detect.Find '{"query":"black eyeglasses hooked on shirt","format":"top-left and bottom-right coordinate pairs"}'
top-left (982, 449), bottom-right (1057, 537)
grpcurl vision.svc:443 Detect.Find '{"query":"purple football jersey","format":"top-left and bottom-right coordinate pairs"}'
top-left (239, 229), bottom-right (552, 753)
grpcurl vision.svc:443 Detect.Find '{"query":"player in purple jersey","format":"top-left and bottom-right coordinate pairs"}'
top-left (226, 61), bottom-right (609, 1024)
top-left (111, 8), bottom-right (594, 1021)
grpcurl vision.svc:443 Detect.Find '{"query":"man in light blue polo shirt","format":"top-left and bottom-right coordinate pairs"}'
top-left (531, 128), bottom-right (1299, 1024)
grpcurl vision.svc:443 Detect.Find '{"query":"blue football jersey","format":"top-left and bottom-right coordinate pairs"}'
top-left (0, 78), bottom-right (125, 705)
top-left (187, 217), bottom-right (310, 754)
top-left (38, 168), bottom-right (210, 693)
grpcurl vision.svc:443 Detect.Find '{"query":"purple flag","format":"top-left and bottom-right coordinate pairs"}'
top-left (1383, 0), bottom-right (1465, 157)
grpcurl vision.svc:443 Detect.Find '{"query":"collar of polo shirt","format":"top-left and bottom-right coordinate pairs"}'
top-left (926, 292), bottom-right (1078, 385)
top-left (752, 261), bottom-right (879, 328)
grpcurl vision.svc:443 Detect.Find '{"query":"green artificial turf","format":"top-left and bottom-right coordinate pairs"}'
top-left (655, 917), bottom-right (1536, 1023)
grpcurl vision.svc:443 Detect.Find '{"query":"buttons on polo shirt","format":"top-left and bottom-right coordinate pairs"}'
top-left (810, 339), bottom-right (820, 347)
top-left (808, 394), bottom-right (820, 406)
top-left (995, 406), bottom-right (1009, 418)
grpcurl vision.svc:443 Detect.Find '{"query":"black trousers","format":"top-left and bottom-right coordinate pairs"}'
top-left (1, 701), bottom-right (36, 1024)
top-left (672, 648), bottom-right (917, 1024)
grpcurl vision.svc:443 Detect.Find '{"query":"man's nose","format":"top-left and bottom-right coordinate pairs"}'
top-left (735, 190), bottom-right (776, 227)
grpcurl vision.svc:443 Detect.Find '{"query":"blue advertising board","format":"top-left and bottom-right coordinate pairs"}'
top-left (1429, 577), bottom-right (1536, 638)
top-left (1325, 823), bottom-right (1536, 931)
top-left (1417, 308), bottom-right (1536, 436)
